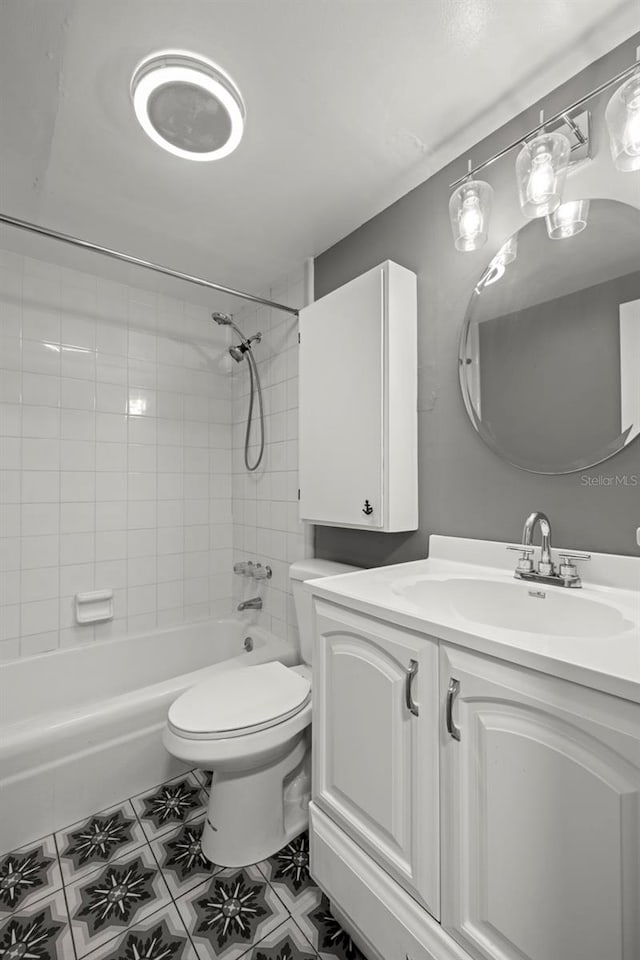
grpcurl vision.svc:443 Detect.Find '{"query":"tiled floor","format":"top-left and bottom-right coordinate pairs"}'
top-left (0, 770), bottom-right (368, 960)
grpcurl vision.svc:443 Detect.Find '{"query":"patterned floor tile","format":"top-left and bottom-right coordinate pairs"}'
top-left (256, 833), bottom-right (317, 914)
top-left (175, 864), bottom-right (289, 959)
top-left (0, 886), bottom-right (75, 959)
top-left (66, 842), bottom-right (171, 958)
top-left (79, 901), bottom-right (200, 960)
top-left (132, 773), bottom-right (208, 842)
top-left (193, 770), bottom-right (213, 793)
top-left (151, 815), bottom-right (222, 898)
top-left (238, 915), bottom-right (319, 959)
top-left (0, 833), bottom-right (62, 919)
top-left (295, 894), bottom-right (366, 960)
top-left (56, 800), bottom-right (148, 886)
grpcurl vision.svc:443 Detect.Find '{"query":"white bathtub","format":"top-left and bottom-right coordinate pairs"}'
top-left (0, 618), bottom-right (297, 854)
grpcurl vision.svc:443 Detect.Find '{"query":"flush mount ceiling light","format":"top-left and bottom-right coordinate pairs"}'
top-left (130, 50), bottom-right (245, 161)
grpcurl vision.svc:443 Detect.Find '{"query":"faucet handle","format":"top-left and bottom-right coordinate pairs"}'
top-left (251, 563), bottom-right (272, 581)
top-left (558, 551), bottom-right (591, 562)
top-left (507, 544), bottom-right (535, 573)
top-left (557, 551), bottom-right (590, 585)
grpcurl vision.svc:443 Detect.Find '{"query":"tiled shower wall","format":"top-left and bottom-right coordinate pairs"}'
top-left (231, 266), bottom-right (311, 646)
top-left (0, 248), bottom-right (233, 660)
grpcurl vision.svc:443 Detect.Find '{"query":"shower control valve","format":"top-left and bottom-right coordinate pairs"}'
top-left (251, 563), bottom-right (272, 581)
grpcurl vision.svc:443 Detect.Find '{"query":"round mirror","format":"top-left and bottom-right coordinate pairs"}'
top-left (459, 198), bottom-right (640, 474)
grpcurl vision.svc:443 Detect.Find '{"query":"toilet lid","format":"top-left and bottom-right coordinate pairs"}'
top-left (168, 662), bottom-right (311, 737)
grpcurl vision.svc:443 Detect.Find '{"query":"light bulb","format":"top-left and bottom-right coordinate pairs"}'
top-left (526, 150), bottom-right (555, 205)
top-left (605, 69), bottom-right (640, 172)
top-left (460, 193), bottom-right (483, 240)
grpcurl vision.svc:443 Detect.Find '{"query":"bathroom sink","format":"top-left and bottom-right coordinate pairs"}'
top-left (394, 576), bottom-right (631, 638)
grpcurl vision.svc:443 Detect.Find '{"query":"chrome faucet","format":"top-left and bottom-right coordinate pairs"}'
top-left (508, 510), bottom-right (591, 588)
top-left (237, 597), bottom-right (262, 611)
top-left (522, 511), bottom-right (554, 576)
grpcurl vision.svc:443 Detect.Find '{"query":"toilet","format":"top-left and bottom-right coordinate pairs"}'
top-left (162, 558), bottom-right (359, 867)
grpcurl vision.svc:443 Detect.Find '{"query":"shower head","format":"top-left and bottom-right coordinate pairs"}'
top-left (212, 312), bottom-right (233, 325)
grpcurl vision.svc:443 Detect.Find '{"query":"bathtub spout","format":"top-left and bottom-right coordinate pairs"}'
top-left (237, 597), bottom-right (262, 611)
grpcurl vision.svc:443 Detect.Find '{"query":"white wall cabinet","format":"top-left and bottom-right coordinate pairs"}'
top-left (309, 599), bottom-right (640, 960)
top-left (312, 599), bottom-right (439, 917)
top-left (299, 260), bottom-right (417, 531)
top-left (440, 644), bottom-right (640, 960)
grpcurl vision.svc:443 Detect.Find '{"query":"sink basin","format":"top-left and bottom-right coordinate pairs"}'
top-left (394, 577), bottom-right (631, 638)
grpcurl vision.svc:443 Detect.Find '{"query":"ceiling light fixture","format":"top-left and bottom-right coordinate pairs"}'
top-left (545, 199), bottom-right (590, 240)
top-left (130, 50), bottom-right (245, 161)
top-left (605, 67), bottom-right (640, 171)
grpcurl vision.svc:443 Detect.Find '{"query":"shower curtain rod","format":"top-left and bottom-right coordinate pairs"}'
top-left (0, 212), bottom-right (300, 317)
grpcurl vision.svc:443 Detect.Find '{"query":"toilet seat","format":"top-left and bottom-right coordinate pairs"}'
top-left (168, 661), bottom-right (311, 741)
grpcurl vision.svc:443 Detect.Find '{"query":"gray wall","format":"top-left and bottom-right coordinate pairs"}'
top-left (314, 34), bottom-right (640, 566)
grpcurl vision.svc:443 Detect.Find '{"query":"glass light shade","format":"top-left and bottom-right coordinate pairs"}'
top-left (516, 131), bottom-right (571, 219)
top-left (605, 70), bottom-right (640, 172)
top-left (449, 179), bottom-right (493, 252)
top-left (545, 200), bottom-right (590, 239)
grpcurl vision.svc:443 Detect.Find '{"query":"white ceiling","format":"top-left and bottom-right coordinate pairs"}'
top-left (0, 0), bottom-right (637, 309)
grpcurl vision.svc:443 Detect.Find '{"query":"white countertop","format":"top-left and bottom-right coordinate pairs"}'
top-left (306, 536), bottom-right (640, 704)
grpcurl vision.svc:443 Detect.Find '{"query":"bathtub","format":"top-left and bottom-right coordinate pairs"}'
top-left (0, 618), bottom-right (298, 854)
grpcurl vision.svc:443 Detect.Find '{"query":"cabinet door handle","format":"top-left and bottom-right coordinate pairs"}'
top-left (446, 678), bottom-right (461, 741)
top-left (405, 659), bottom-right (419, 717)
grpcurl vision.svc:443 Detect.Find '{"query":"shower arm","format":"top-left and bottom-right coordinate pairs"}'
top-left (0, 212), bottom-right (300, 318)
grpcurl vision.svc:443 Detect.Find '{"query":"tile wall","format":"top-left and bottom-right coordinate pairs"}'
top-left (231, 266), bottom-right (311, 646)
top-left (0, 247), bottom-right (234, 660)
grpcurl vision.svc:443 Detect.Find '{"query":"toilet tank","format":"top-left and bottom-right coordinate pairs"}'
top-left (289, 559), bottom-right (362, 664)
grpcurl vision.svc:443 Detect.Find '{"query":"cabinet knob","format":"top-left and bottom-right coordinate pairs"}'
top-left (362, 499), bottom-right (373, 516)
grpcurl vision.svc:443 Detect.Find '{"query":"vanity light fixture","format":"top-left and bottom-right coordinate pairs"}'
top-left (130, 50), bottom-right (246, 161)
top-left (449, 161), bottom-right (493, 251)
top-left (605, 67), bottom-right (640, 171)
top-left (448, 55), bottom-right (639, 252)
top-left (516, 123), bottom-right (571, 219)
top-left (545, 199), bottom-right (590, 240)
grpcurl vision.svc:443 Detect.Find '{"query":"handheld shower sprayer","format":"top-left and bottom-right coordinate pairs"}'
top-left (211, 311), bottom-right (265, 471)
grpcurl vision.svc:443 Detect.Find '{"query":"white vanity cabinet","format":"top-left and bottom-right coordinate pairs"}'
top-left (312, 599), bottom-right (440, 917)
top-left (440, 643), bottom-right (640, 960)
top-left (298, 260), bottom-right (417, 531)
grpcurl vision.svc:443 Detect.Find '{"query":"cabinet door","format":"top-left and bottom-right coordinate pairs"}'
top-left (299, 266), bottom-right (384, 528)
top-left (440, 644), bottom-right (640, 960)
top-left (312, 599), bottom-right (439, 917)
